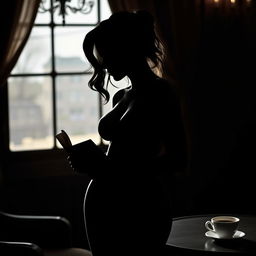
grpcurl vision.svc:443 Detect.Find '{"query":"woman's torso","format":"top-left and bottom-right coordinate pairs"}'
top-left (100, 77), bottom-right (176, 169)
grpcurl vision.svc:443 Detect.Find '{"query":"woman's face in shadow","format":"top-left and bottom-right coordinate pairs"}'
top-left (95, 43), bottom-right (132, 81)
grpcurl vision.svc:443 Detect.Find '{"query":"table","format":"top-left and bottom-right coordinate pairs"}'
top-left (166, 214), bottom-right (256, 255)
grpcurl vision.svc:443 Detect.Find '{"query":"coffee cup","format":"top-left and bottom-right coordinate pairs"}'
top-left (205, 216), bottom-right (240, 239)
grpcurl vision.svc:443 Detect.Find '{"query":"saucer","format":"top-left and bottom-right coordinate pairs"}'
top-left (205, 230), bottom-right (246, 240)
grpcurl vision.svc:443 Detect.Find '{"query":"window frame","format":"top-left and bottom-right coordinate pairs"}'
top-left (7, 0), bottom-right (107, 153)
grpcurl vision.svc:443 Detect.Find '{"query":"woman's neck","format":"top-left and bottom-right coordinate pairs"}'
top-left (127, 62), bottom-right (158, 90)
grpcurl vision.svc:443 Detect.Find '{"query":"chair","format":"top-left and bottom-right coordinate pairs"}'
top-left (0, 210), bottom-right (92, 256)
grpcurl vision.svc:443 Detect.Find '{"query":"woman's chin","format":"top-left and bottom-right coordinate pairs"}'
top-left (112, 74), bottom-right (126, 81)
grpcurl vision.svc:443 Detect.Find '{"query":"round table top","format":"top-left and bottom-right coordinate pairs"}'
top-left (166, 214), bottom-right (256, 255)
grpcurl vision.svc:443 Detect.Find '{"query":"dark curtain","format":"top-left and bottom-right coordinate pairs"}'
top-left (190, 0), bottom-right (256, 189)
top-left (0, 0), bottom-right (40, 194)
top-left (198, 1), bottom-right (256, 214)
top-left (0, 0), bottom-right (40, 87)
top-left (107, 0), bottom-right (256, 214)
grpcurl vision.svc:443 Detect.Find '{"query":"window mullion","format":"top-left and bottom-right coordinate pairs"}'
top-left (97, 0), bottom-right (103, 144)
top-left (50, 0), bottom-right (57, 148)
top-left (98, 93), bottom-right (103, 144)
top-left (97, 0), bottom-right (101, 23)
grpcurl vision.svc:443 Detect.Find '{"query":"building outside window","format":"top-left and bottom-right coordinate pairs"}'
top-left (7, 0), bottom-right (128, 152)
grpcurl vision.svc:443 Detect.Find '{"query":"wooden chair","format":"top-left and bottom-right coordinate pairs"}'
top-left (0, 210), bottom-right (92, 256)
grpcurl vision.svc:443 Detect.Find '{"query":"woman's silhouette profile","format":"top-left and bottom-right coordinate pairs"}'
top-left (71, 10), bottom-right (187, 256)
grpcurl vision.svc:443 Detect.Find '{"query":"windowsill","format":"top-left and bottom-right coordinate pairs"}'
top-left (3, 143), bottom-right (108, 180)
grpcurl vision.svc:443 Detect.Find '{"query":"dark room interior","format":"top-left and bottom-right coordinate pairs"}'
top-left (1, 0), bottom-right (256, 255)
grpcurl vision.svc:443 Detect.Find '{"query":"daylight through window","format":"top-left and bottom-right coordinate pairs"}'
top-left (7, 0), bottom-right (125, 151)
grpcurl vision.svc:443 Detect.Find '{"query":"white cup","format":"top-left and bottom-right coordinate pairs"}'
top-left (205, 216), bottom-right (240, 239)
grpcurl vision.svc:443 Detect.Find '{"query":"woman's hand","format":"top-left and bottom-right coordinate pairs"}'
top-left (67, 155), bottom-right (75, 171)
top-left (66, 152), bottom-right (85, 173)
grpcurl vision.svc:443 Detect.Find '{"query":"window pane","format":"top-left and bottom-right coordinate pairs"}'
top-left (56, 75), bottom-right (100, 145)
top-left (11, 27), bottom-right (51, 74)
top-left (55, 27), bottom-right (92, 73)
top-left (100, 0), bottom-right (112, 20)
top-left (54, 0), bottom-right (98, 24)
top-left (102, 77), bottom-right (130, 116)
top-left (35, 0), bottom-right (51, 24)
top-left (8, 76), bottom-right (54, 151)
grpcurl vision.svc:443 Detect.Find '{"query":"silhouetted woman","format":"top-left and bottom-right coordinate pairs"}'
top-left (77, 10), bottom-right (187, 256)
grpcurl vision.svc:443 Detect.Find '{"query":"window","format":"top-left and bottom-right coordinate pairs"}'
top-left (7, 0), bottom-right (127, 152)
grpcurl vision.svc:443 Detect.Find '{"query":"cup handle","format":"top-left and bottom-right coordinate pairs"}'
top-left (205, 221), bottom-right (215, 232)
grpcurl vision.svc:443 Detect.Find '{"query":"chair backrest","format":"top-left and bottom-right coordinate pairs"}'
top-left (0, 158), bottom-right (6, 211)
top-left (0, 165), bottom-right (3, 187)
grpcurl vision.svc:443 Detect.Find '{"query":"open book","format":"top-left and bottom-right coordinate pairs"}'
top-left (56, 129), bottom-right (105, 156)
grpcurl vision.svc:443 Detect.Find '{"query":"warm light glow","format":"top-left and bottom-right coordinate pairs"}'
top-left (210, 0), bottom-right (251, 6)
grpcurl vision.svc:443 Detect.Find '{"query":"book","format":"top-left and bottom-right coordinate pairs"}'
top-left (56, 130), bottom-right (73, 152)
top-left (56, 130), bottom-right (105, 157)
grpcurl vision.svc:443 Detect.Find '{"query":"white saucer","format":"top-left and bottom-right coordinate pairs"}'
top-left (205, 230), bottom-right (246, 240)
